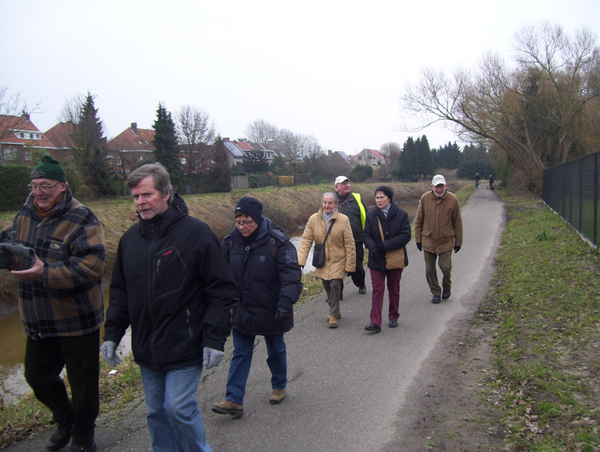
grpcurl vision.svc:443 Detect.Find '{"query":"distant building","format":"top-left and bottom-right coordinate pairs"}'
top-left (222, 138), bottom-right (277, 167)
top-left (107, 122), bottom-right (155, 174)
top-left (0, 113), bottom-right (55, 164)
top-left (352, 148), bottom-right (384, 168)
top-left (44, 122), bottom-right (77, 163)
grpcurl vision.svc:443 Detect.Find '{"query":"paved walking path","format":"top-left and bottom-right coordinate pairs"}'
top-left (6, 187), bottom-right (505, 452)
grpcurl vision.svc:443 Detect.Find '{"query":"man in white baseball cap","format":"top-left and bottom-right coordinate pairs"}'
top-left (414, 174), bottom-right (463, 303)
top-left (334, 176), bottom-right (368, 296)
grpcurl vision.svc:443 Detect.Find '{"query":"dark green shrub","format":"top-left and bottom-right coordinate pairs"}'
top-left (0, 164), bottom-right (31, 211)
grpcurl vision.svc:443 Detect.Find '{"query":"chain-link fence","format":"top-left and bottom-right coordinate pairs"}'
top-left (543, 150), bottom-right (599, 248)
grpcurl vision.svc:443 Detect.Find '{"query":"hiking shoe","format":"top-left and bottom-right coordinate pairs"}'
top-left (269, 389), bottom-right (286, 404)
top-left (442, 288), bottom-right (451, 300)
top-left (364, 323), bottom-right (382, 333)
top-left (328, 316), bottom-right (338, 328)
top-left (431, 295), bottom-right (441, 304)
top-left (359, 286), bottom-right (367, 294)
top-left (212, 400), bottom-right (243, 418)
top-left (326, 312), bottom-right (341, 321)
top-left (46, 427), bottom-right (72, 451)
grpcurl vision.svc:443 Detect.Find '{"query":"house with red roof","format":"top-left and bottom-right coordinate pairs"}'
top-left (352, 148), bottom-right (385, 168)
top-left (107, 122), bottom-right (155, 175)
top-left (0, 113), bottom-right (55, 164)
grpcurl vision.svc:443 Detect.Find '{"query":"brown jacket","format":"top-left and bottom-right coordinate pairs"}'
top-left (414, 190), bottom-right (463, 254)
top-left (298, 208), bottom-right (356, 280)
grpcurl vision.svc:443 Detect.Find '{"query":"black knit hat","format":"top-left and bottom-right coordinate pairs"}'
top-left (31, 155), bottom-right (66, 181)
top-left (375, 185), bottom-right (394, 201)
top-left (235, 197), bottom-right (263, 224)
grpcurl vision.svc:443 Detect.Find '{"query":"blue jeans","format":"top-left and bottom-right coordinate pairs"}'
top-left (140, 365), bottom-right (212, 452)
top-left (226, 331), bottom-right (287, 405)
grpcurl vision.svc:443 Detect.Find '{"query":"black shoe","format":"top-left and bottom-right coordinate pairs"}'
top-left (68, 443), bottom-right (97, 452)
top-left (389, 319), bottom-right (398, 328)
top-left (431, 295), bottom-right (441, 304)
top-left (364, 323), bottom-right (382, 333)
top-left (442, 288), bottom-right (451, 300)
top-left (358, 286), bottom-right (367, 294)
top-left (46, 427), bottom-right (71, 451)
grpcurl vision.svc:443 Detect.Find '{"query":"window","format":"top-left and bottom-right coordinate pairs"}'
top-left (3, 148), bottom-right (18, 160)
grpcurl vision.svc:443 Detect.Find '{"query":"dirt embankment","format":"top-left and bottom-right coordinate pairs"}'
top-left (0, 180), bottom-right (467, 316)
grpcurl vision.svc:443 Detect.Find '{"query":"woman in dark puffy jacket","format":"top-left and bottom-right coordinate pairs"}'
top-left (212, 197), bottom-right (303, 418)
top-left (362, 186), bottom-right (411, 333)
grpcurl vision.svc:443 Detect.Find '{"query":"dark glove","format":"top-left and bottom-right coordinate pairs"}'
top-left (376, 242), bottom-right (386, 253)
top-left (454, 245), bottom-right (461, 253)
top-left (0, 231), bottom-right (35, 269)
top-left (274, 307), bottom-right (292, 325)
top-left (416, 242), bottom-right (422, 251)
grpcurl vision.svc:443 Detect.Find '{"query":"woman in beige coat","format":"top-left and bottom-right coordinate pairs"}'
top-left (298, 193), bottom-right (356, 328)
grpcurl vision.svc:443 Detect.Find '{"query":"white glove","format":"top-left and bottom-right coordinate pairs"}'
top-left (101, 341), bottom-right (121, 367)
top-left (203, 347), bottom-right (224, 369)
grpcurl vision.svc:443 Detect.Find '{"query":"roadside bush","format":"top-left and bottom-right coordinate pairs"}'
top-left (0, 165), bottom-right (31, 211)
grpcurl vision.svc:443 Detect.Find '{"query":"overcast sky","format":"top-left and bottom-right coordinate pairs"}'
top-left (2, 0), bottom-right (599, 154)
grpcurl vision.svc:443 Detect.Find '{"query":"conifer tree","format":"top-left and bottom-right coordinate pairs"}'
top-left (210, 137), bottom-right (232, 192)
top-left (71, 93), bottom-right (116, 198)
top-left (152, 102), bottom-right (183, 188)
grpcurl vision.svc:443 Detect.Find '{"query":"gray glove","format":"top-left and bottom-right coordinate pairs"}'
top-left (0, 231), bottom-right (35, 269)
top-left (101, 341), bottom-right (121, 367)
top-left (203, 347), bottom-right (224, 369)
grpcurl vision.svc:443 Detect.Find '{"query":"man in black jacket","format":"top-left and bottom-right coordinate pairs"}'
top-left (334, 176), bottom-right (367, 295)
top-left (212, 197), bottom-right (302, 418)
top-left (101, 163), bottom-right (238, 452)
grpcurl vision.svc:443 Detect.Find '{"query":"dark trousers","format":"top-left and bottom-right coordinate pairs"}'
top-left (24, 330), bottom-right (100, 444)
top-left (424, 249), bottom-right (453, 295)
top-left (369, 268), bottom-right (403, 326)
top-left (348, 242), bottom-right (365, 288)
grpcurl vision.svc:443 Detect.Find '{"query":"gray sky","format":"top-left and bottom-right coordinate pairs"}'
top-left (2, 0), bottom-right (599, 154)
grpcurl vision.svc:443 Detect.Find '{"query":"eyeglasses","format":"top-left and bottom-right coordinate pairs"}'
top-left (235, 220), bottom-right (255, 228)
top-left (27, 182), bottom-right (61, 193)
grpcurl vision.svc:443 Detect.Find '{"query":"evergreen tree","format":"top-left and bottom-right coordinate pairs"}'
top-left (71, 93), bottom-right (116, 199)
top-left (398, 137), bottom-right (418, 181)
top-left (416, 135), bottom-right (435, 177)
top-left (210, 138), bottom-right (232, 192)
top-left (433, 141), bottom-right (462, 169)
top-left (243, 149), bottom-right (269, 173)
top-left (153, 102), bottom-right (183, 188)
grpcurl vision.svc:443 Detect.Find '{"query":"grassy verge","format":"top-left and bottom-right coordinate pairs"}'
top-left (477, 190), bottom-right (600, 451)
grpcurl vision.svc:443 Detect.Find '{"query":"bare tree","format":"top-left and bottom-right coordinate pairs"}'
top-left (176, 105), bottom-right (217, 177)
top-left (0, 86), bottom-right (42, 141)
top-left (57, 94), bottom-right (86, 124)
top-left (401, 22), bottom-right (600, 193)
top-left (245, 119), bottom-right (279, 143)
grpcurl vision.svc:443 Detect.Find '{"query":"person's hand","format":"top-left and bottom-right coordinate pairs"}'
top-left (416, 242), bottom-right (422, 251)
top-left (454, 245), bottom-right (461, 253)
top-left (11, 255), bottom-right (44, 279)
top-left (376, 242), bottom-right (386, 253)
top-left (101, 341), bottom-right (121, 367)
top-left (275, 306), bottom-right (292, 325)
top-left (203, 347), bottom-right (224, 369)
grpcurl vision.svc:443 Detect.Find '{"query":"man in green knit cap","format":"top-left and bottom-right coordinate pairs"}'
top-left (0, 155), bottom-right (105, 452)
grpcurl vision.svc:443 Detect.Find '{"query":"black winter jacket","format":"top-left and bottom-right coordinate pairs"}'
top-left (362, 202), bottom-right (411, 272)
top-left (104, 194), bottom-right (239, 370)
top-left (222, 217), bottom-right (303, 336)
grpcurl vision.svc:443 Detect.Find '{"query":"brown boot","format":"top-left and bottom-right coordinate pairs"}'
top-left (212, 400), bottom-right (243, 418)
top-left (328, 316), bottom-right (338, 328)
top-left (269, 388), bottom-right (286, 404)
